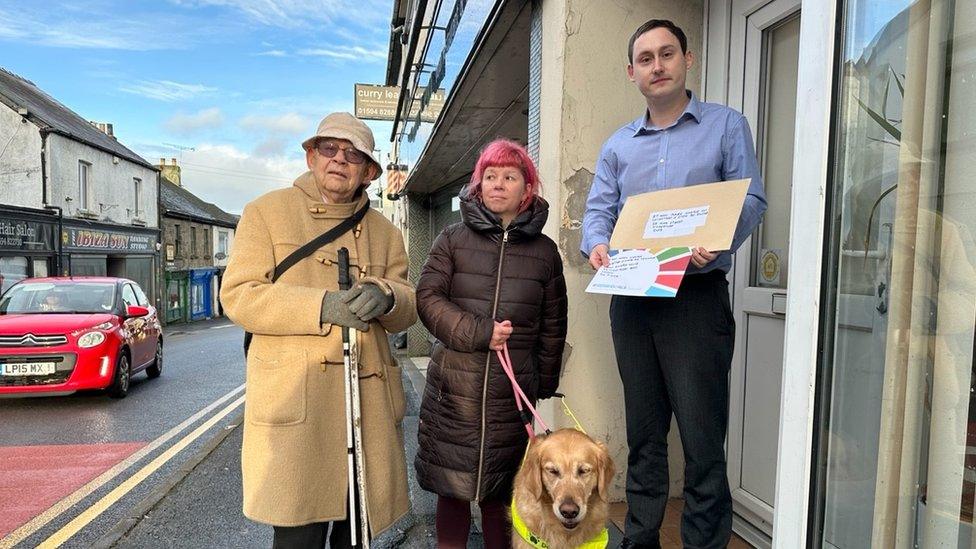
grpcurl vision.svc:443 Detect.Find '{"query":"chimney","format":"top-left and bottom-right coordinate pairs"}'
top-left (89, 121), bottom-right (114, 137)
top-left (159, 158), bottom-right (182, 187)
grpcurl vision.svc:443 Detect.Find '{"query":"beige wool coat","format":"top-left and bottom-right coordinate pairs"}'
top-left (220, 172), bottom-right (417, 534)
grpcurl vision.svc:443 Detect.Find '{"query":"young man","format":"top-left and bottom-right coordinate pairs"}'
top-left (581, 20), bottom-right (767, 549)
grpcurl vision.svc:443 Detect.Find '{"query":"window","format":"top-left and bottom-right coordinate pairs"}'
top-left (121, 284), bottom-right (138, 308)
top-left (133, 178), bottom-right (141, 217)
top-left (132, 284), bottom-right (149, 307)
top-left (0, 256), bottom-right (29, 294)
top-left (203, 229), bottom-right (210, 259)
top-left (218, 231), bottom-right (228, 255)
top-left (190, 226), bottom-right (197, 258)
top-left (78, 161), bottom-right (90, 210)
top-left (817, 0), bottom-right (976, 546)
top-left (175, 224), bottom-right (182, 258)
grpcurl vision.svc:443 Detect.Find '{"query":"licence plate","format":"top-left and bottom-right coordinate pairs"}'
top-left (1, 362), bottom-right (57, 376)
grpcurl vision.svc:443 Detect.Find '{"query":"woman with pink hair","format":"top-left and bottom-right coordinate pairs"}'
top-left (415, 139), bottom-right (568, 547)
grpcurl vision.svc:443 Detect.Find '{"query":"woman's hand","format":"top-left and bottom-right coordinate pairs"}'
top-left (489, 320), bottom-right (513, 351)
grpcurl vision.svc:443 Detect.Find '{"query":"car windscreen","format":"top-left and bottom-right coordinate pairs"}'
top-left (0, 282), bottom-right (117, 314)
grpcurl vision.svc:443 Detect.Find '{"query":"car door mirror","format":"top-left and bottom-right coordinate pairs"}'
top-left (126, 305), bottom-right (150, 318)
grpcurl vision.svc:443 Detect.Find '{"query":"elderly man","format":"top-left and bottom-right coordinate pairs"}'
top-left (221, 112), bottom-right (416, 549)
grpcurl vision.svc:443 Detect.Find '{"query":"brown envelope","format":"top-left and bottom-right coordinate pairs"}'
top-left (609, 178), bottom-right (751, 251)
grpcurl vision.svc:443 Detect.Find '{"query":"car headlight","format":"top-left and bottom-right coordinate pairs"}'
top-left (78, 331), bottom-right (106, 348)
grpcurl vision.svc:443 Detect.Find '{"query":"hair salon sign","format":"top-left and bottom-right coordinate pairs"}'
top-left (0, 219), bottom-right (57, 251)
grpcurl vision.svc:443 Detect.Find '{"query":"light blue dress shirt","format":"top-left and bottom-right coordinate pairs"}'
top-left (581, 91), bottom-right (767, 275)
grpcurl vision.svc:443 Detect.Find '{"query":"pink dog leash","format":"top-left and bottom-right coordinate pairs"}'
top-left (496, 342), bottom-right (551, 438)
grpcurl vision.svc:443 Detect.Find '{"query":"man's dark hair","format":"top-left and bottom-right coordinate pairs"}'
top-left (628, 19), bottom-right (688, 62)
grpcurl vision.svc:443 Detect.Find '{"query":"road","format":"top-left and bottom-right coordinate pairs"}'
top-left (0, 318), bottom-right (245, 549)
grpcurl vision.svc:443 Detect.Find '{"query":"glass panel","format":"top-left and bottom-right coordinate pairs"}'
top-left (32, 258), bottom-right (48, 278)
top-left (121, 284), bottom-right (138, 307)
top-left (820, 0), bottom-right (976, 547)
top-left (166, 278), bottom-right (184, 322)
top-left (0, 256), bottom-right (29, 294)
top-left (754, 14), bottom-right (799, 289)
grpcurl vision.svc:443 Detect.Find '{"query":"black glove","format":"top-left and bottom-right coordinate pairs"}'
top-left (321, 290), bottom-right (369, 331)
top-left (343, 283), bottom-right (393, 323)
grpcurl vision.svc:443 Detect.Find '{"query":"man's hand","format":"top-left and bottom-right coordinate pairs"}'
top-left (321, 290), bottom-right (369, 331)
top-left (588, 244), bottom-right (611, 270)
top-left (489, 320), bottom-right (513, 351)
top-left (690, 247), bottom-right (718, 268)
top-left (343, 283), bottom-right (392, 322)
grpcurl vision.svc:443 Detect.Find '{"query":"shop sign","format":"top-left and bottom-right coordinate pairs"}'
top-left (355, 84), bottom-right (444, 123)
top-left (64, 227), bottom-right (154, 252)
top-left (0, 219), bottom-right (56, 251)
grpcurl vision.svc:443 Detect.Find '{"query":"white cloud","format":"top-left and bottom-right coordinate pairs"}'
top-left (256, 49), bottom-right (287, 57)
top-left (240, 112), bottom-right (310, 135)
top-left (164, 107), bottom-right (225, 135)
top-left (0, 6), bottom-right (192, 51)
top-left (120, 80), bottom-right (218, 102)
top-left (170, 0), bottom-right (388, 29)
top-left (298, 45), bottom-right (386, 62)
top-left (174, 144), bottom-right (308, 214)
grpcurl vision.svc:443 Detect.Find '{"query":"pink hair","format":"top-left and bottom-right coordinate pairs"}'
top-left (466, 139), bottom-right (541, 213)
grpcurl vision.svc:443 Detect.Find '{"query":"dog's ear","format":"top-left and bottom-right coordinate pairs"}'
top-left (521, 436), bottom-right (547, 500)
top-left (595, 440), bottom-right (614, 503)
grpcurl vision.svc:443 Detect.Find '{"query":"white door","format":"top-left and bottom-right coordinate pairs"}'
top-left (725, 0), bottom-right (800, 546)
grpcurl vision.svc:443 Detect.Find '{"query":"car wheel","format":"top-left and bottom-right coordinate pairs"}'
top-left (108, 352), bottom-right (131, 399)
top-left (147, 341), bottom-right (163, 379)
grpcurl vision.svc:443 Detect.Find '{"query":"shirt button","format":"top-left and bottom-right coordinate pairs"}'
top-left (659, 159), bottom-right (665, 163)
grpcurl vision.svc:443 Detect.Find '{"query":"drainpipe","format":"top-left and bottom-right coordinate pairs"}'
top-left (39, 129), bottom-right (63, 275)
top-left (40, 129), bottom-right (49, 206)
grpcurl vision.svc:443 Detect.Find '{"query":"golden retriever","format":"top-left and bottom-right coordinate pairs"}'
top-left (511, 428), bottom-right (615, 548)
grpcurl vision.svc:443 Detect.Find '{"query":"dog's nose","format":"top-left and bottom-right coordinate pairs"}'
top-left (559, 502), bottom-right (580, 520)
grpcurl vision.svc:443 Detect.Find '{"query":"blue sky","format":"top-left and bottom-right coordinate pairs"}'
top-left (0, 0), bottom-right (397, 213)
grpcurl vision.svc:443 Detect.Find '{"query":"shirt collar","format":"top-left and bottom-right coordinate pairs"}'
top-left (631, 90), bottom-right (702, 136)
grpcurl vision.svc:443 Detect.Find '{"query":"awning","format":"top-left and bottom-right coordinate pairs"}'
top-left (401, 0), bottom-right (531, 195)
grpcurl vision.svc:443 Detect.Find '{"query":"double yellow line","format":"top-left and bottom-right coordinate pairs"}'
top-left (0, 384), bottom-right (245, 549)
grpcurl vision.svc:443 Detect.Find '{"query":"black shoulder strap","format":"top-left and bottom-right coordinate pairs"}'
top-left (271, 202), bottom-right (370, 282)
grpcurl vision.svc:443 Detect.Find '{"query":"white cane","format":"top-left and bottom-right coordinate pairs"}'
top-left (338, 247), bottom-right (370, 548)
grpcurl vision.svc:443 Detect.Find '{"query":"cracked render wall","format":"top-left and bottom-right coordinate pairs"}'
top-left (535, 0), bottom-right (703, 501)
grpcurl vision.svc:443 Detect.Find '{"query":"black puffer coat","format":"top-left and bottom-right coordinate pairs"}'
top-left (415, 192), bottom-right (568, 502)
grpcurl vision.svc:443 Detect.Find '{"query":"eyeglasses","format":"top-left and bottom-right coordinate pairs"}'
top-left (314, 141), bottom-right (368, 165)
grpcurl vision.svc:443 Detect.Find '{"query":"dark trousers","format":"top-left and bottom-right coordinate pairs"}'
top-left (610, 270), bottom-right (735, 549)
top-left (272, 520), bottom-right (350, 549)
top-left (436, 495), bottom-right (512, 549)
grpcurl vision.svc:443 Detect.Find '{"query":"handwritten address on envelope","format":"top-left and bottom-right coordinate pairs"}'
top-left (643, 205), bottom-right (710, 239)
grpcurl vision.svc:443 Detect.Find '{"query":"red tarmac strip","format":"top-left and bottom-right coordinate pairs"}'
top-left (0, 442), bottom-right (145, 537)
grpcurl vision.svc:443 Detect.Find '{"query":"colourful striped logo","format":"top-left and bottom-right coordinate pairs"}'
top-left (607, 247), bottom-right (692, 297)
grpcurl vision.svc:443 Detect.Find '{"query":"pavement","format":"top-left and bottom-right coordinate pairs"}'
top-left (105, 347), bottom-right (624, 548)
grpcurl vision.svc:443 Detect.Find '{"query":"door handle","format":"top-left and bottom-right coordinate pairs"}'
top-left (771, 293), bottom-right (787, 316)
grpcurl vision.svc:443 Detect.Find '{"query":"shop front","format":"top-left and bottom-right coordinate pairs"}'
top-left (61, 221), bottom-right (159, 300)
top-left (385, 0), bottom-right (975, 544)
top-left (0, 206), bottom-right (59, 293)
top-left (189, 267), bottom-right (218, 321)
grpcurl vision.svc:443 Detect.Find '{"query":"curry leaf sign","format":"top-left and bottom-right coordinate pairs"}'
top-left (354, 84), bottom-right (445, 123)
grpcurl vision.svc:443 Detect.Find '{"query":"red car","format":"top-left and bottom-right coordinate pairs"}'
top-left (0, 277), bottom-right (162, 398)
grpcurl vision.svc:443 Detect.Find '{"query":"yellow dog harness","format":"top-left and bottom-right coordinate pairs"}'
top-left (509, 394), bottom-right (609, 549)
top-left (510, 499), bottom-right (610, 549)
